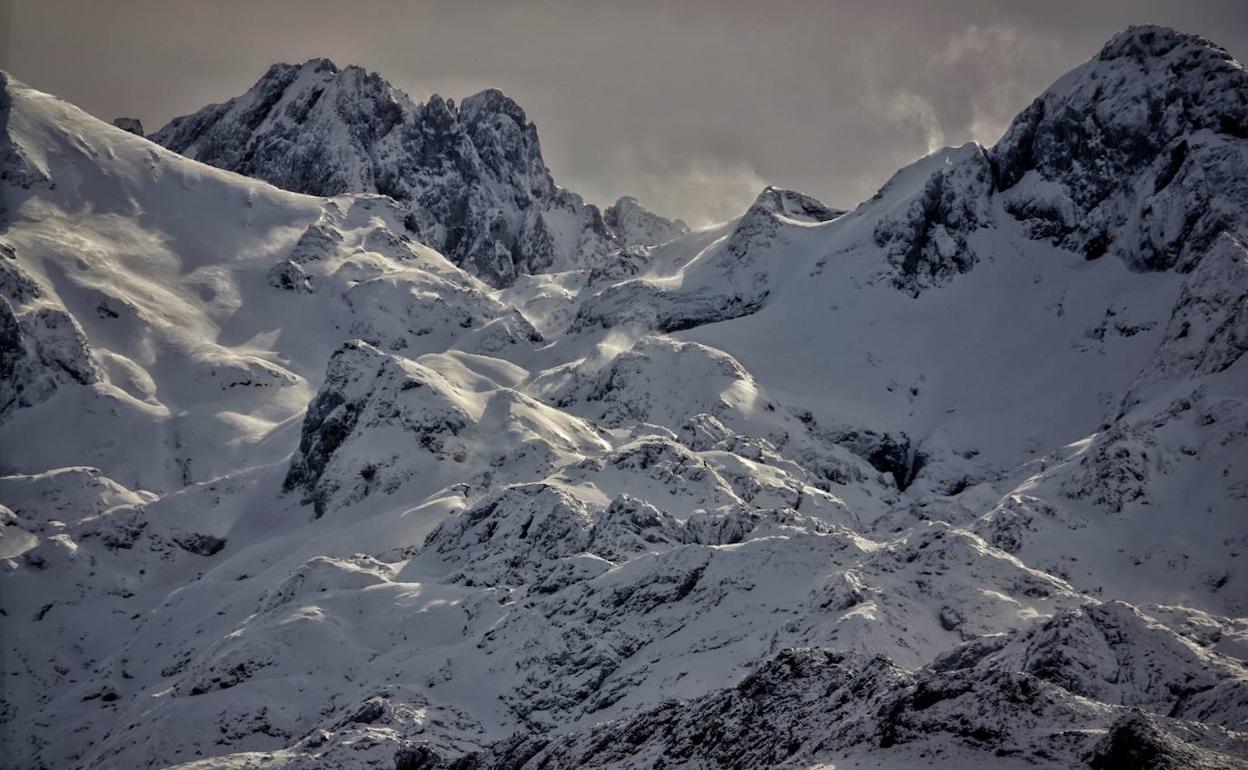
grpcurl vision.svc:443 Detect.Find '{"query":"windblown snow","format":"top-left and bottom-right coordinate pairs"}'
top-left (2, 24), bottom-right (1246, 770)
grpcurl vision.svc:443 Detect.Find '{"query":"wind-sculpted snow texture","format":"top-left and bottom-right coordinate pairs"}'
top-left (2, 25), bottom-right (1248, 770)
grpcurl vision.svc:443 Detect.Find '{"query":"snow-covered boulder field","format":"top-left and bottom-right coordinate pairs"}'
top-left (2, 25), bottom-right (1246, 770)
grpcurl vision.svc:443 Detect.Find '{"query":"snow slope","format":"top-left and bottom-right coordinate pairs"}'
top-left (2, 24), bottom-right (1246, 770)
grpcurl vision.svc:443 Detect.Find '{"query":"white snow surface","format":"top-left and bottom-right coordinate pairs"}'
top-left (2, 25), bottom-right (1247, 770)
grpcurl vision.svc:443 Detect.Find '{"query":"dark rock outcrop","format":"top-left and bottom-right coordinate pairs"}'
top-left (451, 645), bottom-right (1244, 769)
top-left (110, 117), bottom-right (144, 136)
top-left (873, 144), bottom-right (995, 295)
top-left (1, 297), bottom-right (101, 419)
top-left (283, 340), bottom-right (472, 517)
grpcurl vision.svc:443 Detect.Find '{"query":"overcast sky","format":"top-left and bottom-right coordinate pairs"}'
top-left (3, 0), bottom-right (1246, 225)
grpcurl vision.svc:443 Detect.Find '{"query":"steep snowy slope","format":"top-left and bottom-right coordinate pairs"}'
top-left (576, 186), bottom-right (844, 332)
top-left (0, 70), bottom-right (538, 491)
top-left (669, 26), bottom-right (1248, 618)
top-left (2, 23), bottom-right (1247, 770)
top-left (151, 59), bottom-right (685, 287)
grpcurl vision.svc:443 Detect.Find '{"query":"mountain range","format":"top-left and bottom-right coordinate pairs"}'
top-left (1, 24), bottom-right (1246, 770)
top-left (147, 59), bottom-right (686, 287)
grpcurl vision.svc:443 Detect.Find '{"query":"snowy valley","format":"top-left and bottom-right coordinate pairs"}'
top-left (1, 24), bottom-right (1247, 770)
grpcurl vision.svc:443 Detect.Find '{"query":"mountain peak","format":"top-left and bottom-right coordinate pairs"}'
top-left (256, 57), bottom-right (339, 85)
top-left (299, 56), bottom-right (340, 73)
top-left (751, 186), bottom-right (842, 223)
top-left (603, 194), bottom-right (689, 248)
top-left (150, 61), bottom-right (618, 287)
top-left (1097, 24), bottom-right (1230, 62)
top-left (460, 87), bottom-right (527, 126)
top-left (988, 24), bottom-right (1248, 271)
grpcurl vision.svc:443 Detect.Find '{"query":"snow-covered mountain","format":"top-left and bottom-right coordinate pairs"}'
top-left (2, 24), bottom-right (1247, 770)
top-left (149, 59), bottom-right (686, 287)
top-left (604, 196), bottom-right (690, 249)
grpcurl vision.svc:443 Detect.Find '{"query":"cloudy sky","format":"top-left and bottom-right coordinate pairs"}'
top-left (4, 0), bottom-right (1246, 225)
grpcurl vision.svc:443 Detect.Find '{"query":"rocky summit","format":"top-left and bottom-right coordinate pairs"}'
top-left (150, 59), bottom-right (685, 287)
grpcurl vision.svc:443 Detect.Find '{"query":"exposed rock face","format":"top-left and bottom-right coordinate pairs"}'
top-left (990, 25), bottom-right (1248, 272)
top-left (0, 297), bottom-right (101, 420)
top-left (967, 601), bottom-right (1248, 729)
top-left (723, 186), bottom-right (842, 265)
top-left (603, 195), bottom-right (689, 248)
top-left (588, 493), bottom-right (689, 560)
top-left (873, 143), bottom-right (995, 295)
top-left (171, 532), bottom-right (227, 556)
top-left (548, 335), bottom-right (757, 429)
top-left (1087, 710), bottom-right (1245, 770)
top-left (110, 117), bottom-right (144, 136)
top-left (751, 185), bottom-right (844, 223)
top-left (450, 644), bottom-right (1247, 770)
top-left (1121, 232), bottom-right (1248, 411)
top-left (282, 340), bottom-right (475, 517)
top-left (151, 60), bottom-right (622, 287)
top-left (867, 26), bottom-right (1248, 296)
top-left (422, 483), bottom-right (597, 586)
top-left (584, 244), bottom-right (650, 285)
top-left (282, 338), bottom-right (605, 518)
top-left (572, 277), bottom-right (771, 333)
top-left (0, 73), bottom-right (52, 191)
